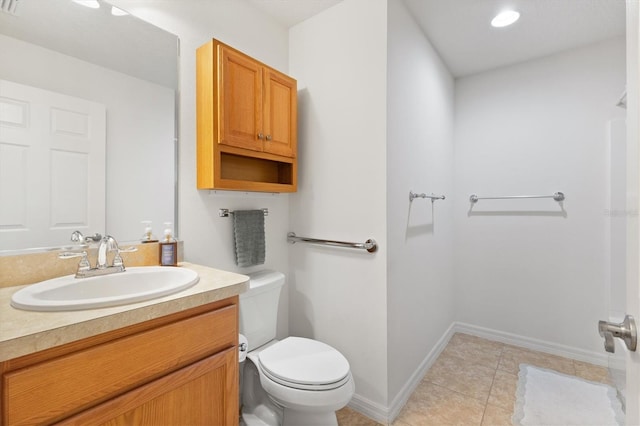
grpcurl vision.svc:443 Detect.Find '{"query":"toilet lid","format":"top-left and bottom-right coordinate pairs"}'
top-left (258, 337), bottom-right (350, 387)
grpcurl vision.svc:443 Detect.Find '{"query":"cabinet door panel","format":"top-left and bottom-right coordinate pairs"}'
top-left (58, 347), bottom-right (238, 426)
top-left (263, 69), bottom-right (296, 158)
top-left (220, 46), bottom-right (263, 152)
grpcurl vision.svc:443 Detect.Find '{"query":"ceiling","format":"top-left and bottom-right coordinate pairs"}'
top-left (403, 0), bottom-right (626, 77)
top-left (2, 0), bottom-right (624, 81)
top-left (245, 0), bottom-right (343, 28)
top-left (248, 0), bottom-right (626, 78)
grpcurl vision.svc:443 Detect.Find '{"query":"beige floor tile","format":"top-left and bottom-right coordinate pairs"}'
top-left (395, 381), bottom-right (485, 426)
top-left (337, 406), bottom-right (383, 426)
top-left (387, 335), bottom-right (606, 426)
top-left (424, 352), bottom-right (497, 401)
top-left (486, 370), bottom-right (518, 411)
top-left (481, 404), bottom-right (513, 426)
top-left (441, 333), bottom-right (505, 369)
top-left (498, 345), bottom-right (575, 375)
top-left (574, 360), bottom-right (612, 384)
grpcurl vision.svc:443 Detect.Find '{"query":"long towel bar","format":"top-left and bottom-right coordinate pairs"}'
top-left (409, 191), bottom-right (446, 202)
top-left (469, 192), bottom-right (565, 203)
top-left (287, 232), bottom-right (378, 253)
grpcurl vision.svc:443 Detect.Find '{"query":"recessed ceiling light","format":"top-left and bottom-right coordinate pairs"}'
top-left (111, 6), bottom-right (128, 16)
top-left (72, 0), bottom-right (100, 9)
top-left (491, 10), bottom-right (520, 28)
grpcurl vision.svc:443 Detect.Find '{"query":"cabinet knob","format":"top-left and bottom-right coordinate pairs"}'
top-left (266, 135), bottom-right (272, 141)
top-left (257, 133), bottom-right (264, 140)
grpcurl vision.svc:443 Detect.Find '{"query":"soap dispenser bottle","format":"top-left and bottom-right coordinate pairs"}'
top-left (141, 220), bottom-right (158, 243)
top-left (159, 222), bottom-right (178, 266)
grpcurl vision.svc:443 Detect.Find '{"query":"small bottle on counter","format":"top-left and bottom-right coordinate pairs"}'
top-left (141, 220), bottom-right (158, 243)
top-left (159, 222), bottom-right (178, 266)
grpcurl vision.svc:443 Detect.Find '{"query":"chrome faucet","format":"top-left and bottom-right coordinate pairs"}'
top-left (97, 235), bottom-right (119, 269)
top-left (60, 233), bottom-right (137, 278)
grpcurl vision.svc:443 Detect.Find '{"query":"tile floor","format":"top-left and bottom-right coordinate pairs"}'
top-left (336, 333), bottom-right (612, 426)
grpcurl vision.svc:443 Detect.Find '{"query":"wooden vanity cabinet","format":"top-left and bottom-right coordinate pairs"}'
top-left (0, 297), bottom-right (239, 426)
top-left (196, 39), bottom-right (297, 192)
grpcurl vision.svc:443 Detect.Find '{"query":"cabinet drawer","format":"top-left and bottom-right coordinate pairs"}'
top-left (3, 304), bottom-right (237, 425)
top-left (57, 347), bottom-right (238, 426)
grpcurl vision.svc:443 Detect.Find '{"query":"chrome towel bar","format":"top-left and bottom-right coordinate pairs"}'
top-left (219, 208), bottom-right (269, 217)
top-left (287, 232), bottom-right (378, 253)
top-left (469, 192), bottom-right (565, 203)
top-left (409, 191), bottom-right (446, 202)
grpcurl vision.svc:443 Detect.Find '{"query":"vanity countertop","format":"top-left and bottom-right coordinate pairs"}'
top-left (0, 262), bottom-right (248, 362)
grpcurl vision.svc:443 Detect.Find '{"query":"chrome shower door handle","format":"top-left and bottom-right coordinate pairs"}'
top-left (598, 315), bottom-right (637, 353)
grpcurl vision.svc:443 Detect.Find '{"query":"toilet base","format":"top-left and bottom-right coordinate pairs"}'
top-left (283, 410), bottom-right (338, 426)
top-left (243, 407), bottom-right (338, 426)
top-left (242, 410), bottom-right (279, 426)
top-left (242, 362), bottom-right (283, 426)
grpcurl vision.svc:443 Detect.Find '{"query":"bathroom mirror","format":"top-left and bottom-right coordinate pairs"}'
top-left (0, 0), bottom-right (178, 252)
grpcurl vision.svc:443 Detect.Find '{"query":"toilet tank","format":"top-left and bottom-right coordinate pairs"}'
top-left (239, 270), bottom-right (285, 350)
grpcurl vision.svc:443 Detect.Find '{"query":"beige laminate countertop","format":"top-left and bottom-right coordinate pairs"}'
top-left (0, 262), bottom-right (248, 362)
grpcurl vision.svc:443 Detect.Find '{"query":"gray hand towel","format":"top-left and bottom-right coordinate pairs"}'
top-left (233, 210), bottom-right (266, 267)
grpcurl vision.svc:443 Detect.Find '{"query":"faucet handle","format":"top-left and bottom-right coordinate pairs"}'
top-left (112, 246), bottom-right (138, 268)
top-left (59, 251), bottom-right (91, 273)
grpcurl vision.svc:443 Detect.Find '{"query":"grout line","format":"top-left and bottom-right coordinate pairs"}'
top-left (480, 344), bottom-right (504, 426)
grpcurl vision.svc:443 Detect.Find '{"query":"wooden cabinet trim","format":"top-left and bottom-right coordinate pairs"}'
top-left (196, 40), bottom-right (216, 189)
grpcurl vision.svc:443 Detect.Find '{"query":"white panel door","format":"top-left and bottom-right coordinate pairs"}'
top-left (0, 80), bottom-right (105, 250)
top-left (625, 1), bottom-right (640, 423)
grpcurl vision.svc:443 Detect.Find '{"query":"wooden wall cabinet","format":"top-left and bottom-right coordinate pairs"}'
top-left (197, 39), bottom-right (297, 192)
top-left (0, 298), bottom-right (239, 426)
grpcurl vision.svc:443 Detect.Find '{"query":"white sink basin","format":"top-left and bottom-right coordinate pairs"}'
top-left (11, 267), bottom-right (199, 312)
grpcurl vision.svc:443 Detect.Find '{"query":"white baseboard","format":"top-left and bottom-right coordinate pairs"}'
top-left (453, 322), bottom-right (609, 366)
top-left (347, 322), bottom-right (457, 424)
top-left (347, 394), bottom-right (391, 425)
top-left (346, 321), bottom-right (610, 424)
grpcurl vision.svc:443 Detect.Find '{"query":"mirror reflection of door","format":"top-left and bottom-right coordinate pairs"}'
top-left (0, 0), bottom-right (178, 249)
top-left (0, 79), bottom-right (106, 249)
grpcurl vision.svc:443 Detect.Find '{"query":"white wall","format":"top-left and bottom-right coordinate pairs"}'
top-left (110, 0), bottom-right (292, 338)
top-left (83, 1), bottom-right (628, 420)
top-left (453, 37), bottom-right (626, 354)
top-left (0, 34), bottom-right (174, 244)
top-left (386, 0), bottom-right (455, 408)
top-left (288, 0), bottom-right (389, 413)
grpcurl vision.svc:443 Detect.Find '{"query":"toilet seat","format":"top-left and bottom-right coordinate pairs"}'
top-left (258, 337), bottom-right (351, 391)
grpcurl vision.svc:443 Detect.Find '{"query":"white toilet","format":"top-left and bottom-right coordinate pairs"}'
top-left (240, 270), bottom-right (355, 426)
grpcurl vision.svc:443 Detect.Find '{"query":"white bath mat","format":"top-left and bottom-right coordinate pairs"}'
top-left (512, 364), bottom-right (624, 426)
